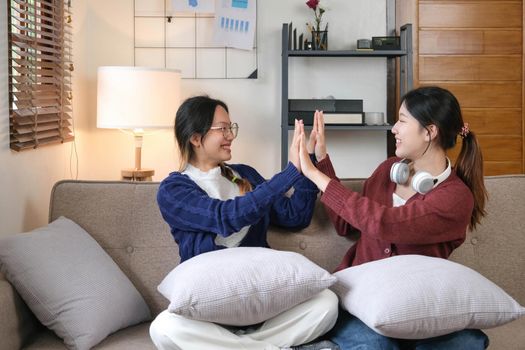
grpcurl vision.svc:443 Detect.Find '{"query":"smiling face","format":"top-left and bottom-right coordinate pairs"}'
top-left (190, 105), bottom-right (235, 171)
top-left (391, 102), bottom-right (431, 160)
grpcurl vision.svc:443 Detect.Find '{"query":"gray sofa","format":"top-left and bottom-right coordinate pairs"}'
top-left (1, 176), bottom-right (524, 350)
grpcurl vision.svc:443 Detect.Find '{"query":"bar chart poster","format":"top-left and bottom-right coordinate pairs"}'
top-left (214, 0), bottom-right (256, 50)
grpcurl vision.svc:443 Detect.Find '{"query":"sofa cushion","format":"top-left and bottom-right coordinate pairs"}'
top-left (332, 255), bottom-right (525, 339)
top-left (158, 247), bottom-right (336, 326)
top-left (0, 217), bottom-right (151, 350)
top-left (22, 323), bottom-right (156, 350)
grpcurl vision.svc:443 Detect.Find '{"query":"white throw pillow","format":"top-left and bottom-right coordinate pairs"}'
top-left (158, 247), bottom-right (336, 326)
top-left (332, 255), bottom-right (525, 339)
top-left (0, 217), bottom-right (151, 350)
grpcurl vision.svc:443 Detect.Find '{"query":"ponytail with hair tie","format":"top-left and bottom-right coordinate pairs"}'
top-left (459, 123), bottom-right (470, 139)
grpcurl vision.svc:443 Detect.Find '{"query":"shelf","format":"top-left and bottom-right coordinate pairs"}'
top-left (287, 50), bottom-right (407, 58)
top-left (280, 22), bottom-right (413, 170)
top-left (284, 124), bottom-right (393, 131)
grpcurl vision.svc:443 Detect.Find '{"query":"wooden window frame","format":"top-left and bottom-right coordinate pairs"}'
top-left (7, 0), bottom-right (74, 151)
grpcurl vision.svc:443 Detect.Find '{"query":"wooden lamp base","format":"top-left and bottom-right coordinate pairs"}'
top-left (121, 168), bottom-right (155, 181)
top-left (121, 133), bottom-right (155, 181)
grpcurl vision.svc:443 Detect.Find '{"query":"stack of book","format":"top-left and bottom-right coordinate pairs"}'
top-left (288, 99), bottom-right (364, 125)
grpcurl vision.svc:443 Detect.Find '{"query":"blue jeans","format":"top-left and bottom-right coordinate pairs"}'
top-left (326, 310), bottom-right (489, 350)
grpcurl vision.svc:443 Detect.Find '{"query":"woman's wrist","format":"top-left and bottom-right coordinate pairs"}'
top-left (307, 168), bottom-right (330, 192)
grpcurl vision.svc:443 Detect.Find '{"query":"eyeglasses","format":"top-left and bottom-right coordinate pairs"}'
top-left (209, 122), bottom-right (239, 139)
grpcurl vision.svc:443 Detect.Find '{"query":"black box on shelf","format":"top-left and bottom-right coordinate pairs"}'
top-left (371, 36), bottom-right (401, 50)
top-left (288, 99), bottom-right (364, 125)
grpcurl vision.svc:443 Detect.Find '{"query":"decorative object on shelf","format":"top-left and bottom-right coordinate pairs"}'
top-left (311, 29), bottom-right (328, 50)
top-left (291, 22), bottom-right (310, 50)
top-left (306, 0), bottom-right (328, 50)
top-left (304, 41), bottom-right (313, 50)
top-left (372, 36), bottom-right (401, 50)
top-left (357, 39), bottom-right (373, 51)
top-left (364, 112), bottom-right (385, 125)
top-left (97, 66), bottom-right (181, 181)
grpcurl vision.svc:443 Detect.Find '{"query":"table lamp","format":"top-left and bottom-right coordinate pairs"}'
top-left (97, 66), bottom-right (181, 181)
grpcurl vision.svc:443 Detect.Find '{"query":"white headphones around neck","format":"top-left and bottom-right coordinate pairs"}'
top-left (390, 158), bottom-right (452, 194)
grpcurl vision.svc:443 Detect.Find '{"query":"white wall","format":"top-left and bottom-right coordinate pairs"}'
top-left (1, 0), bottom-right (390, 235)
top-left (73, 0), bottom-right (389, 182)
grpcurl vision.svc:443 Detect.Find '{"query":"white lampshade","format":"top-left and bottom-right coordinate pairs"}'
top-left (97, 66), bottom-right (181, 129)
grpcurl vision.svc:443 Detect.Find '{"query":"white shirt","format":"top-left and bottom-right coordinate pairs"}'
top-left (183, 164), bottom-right (250, 248)
top-left (392, 193), bottom-right (407, 207)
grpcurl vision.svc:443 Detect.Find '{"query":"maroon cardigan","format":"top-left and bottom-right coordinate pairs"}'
top-left (317, 156), bottom-right (473, 272)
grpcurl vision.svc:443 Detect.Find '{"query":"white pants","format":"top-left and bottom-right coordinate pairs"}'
top-left (149, 289), bottom-right (339, 350)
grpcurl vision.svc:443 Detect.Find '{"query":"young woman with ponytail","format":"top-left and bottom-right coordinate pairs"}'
top-left (296, 86), bottom-right (489, 349)
top-left (150, 95), bottom-right (339, 350)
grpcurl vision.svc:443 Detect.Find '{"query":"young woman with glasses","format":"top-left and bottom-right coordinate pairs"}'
top-left (149, 95), bottom-right (339, 350)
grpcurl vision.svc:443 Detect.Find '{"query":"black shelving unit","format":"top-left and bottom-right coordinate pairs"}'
top-left (280, 23), bottom-right (413, 169)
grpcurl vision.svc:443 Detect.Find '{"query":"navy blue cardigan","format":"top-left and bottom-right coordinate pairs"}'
top-left (157, 163), bottom-right (319, 262)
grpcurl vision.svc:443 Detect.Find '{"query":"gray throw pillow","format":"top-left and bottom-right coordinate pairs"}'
top-left (0, 216), bottom-right (151, 350)
top-left (157, 247), bottom-right (336, 326)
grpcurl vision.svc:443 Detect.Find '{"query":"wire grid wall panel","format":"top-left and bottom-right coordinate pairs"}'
top-left (134, 0), bottom-right (258, 79)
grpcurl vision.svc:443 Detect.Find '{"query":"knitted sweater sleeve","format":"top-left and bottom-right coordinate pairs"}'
top-left (225, 163), bottom-right (319, 229)
top-left (316, 155), bottom-right (358, 236)
top-left (269, 173), bottom-right (319, 229)
top-left (157, 163), bottom-right (303, 237)
top-left (320, 173), bottom-right (474, 245)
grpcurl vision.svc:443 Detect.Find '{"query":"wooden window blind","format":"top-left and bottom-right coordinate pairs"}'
top-left (7, 0), bottom-right (74, 151)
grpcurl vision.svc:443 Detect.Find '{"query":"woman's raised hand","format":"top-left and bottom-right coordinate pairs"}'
top-left (289, 119), bottom-right (301, 172)
top-left (297, 120), bottom-right (317, 178)
top-left (298, 119), bottom-right (331, 192)
top-left (313, 110), bottom-right (327, 162)
top-left (306, 111), bottom-right (318, 154)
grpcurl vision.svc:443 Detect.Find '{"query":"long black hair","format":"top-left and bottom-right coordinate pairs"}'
top-left (174, 95), bottom-right (252, 194)
top-left (401, 86), bottom-right (487, 229)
